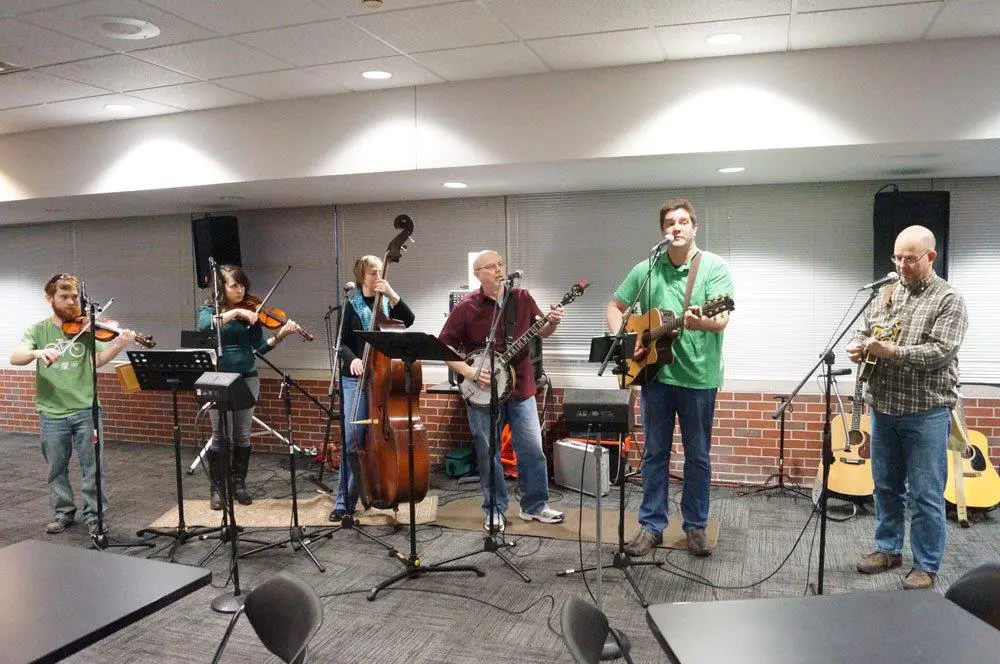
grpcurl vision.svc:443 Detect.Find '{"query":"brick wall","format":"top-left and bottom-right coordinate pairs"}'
top-left (2, 368), bottom-right (998, 486)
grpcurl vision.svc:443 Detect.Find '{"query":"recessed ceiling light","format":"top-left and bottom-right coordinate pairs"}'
top-left (104, 103), bottom-right (133, 112)
top-left (361, 70), bottom-right (392, 80)
top-left (707, 33), bottom-right (743, 46)
top-left (443, 182), bottom-right (468, 189)
top-left (362, 0), bottom-right (384, 7)
top-left (718, 166), bottom-right (746, 174)
top-left (89, 16), bottom-right (161, 40)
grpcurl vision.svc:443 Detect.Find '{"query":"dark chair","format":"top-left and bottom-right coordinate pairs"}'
top-left (560, 595), bottom-right (635, 664)
top-left (945, 563), bottom-right (1000, 630)
top-left (211, 571), bottom-right (324, 663)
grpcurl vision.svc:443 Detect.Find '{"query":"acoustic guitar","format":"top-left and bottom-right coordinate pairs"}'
top-left (817, 380), bottom-right (874, 499)
top-left (618, 294), bottom-right (735, 388)
top-left (945, 405), bottom-right (1000, 526)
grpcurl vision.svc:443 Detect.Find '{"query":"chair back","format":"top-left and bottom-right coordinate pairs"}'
top-left (244, 571), bottom-right (324, 663)
top-left (946, 563), bottom-right (1000, 630)
top-left (560, 595), bottom-right (610, 664)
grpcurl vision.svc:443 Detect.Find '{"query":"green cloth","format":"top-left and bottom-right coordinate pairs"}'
top-left (21, 319), bottom-right (107, 418)
top-left (197, 305), bottom-right (272, 376)
top-left (613, 249), bottom-right (733, 389)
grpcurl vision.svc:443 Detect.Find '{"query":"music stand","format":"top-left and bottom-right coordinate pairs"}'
top-left (129, 350), bottom-right (224, 560)
top-left (356, 330), bottom-right (485, 600)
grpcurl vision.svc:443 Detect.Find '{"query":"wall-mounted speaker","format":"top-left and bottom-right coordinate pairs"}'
top-left (192, 216), bottom-right (241, 289)
top-left (873, 191), bottom-right (949, 281)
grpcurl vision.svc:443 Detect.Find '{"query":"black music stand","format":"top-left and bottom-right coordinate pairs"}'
top-left (129, 350), bottom-right (224, 560)
top-left (356, 330), bottom-right (485, 600)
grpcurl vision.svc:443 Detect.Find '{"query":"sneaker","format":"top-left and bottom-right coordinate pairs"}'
top-left (45, 518), bottom-right (72, 534)
top-left (329, 508), bottom-right (346, 523)
top-left (685, 527), bottom-right (713, 557)
top-left (518, 504), bottom-right (565, 524)
top-left (484, 511), bottom-right (506, 534)
top-left (86, 521), bottom-right (108, 536)
top-left (624, 528), bottom-right (662, 557)
top-left (857, 551), bottom-right (902, 575)
top-left (902, 568), bottom-right (936, 590)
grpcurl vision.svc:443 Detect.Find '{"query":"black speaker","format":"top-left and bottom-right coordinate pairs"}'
top-left (192, 216), bottom-right (241, 289)
top-left (873, 191), bottom-right (949, 281)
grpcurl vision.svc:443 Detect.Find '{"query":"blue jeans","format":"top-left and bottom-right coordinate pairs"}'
top-left (335, 376), bottom-right (367, 513)
top-left (638, 382), bottom-right (716, 535)
top-left (39, 408), bottom-right (108, 525)
top-left (870, 406), bottom-right (950, 573)
top-left (466, 396), bottom-right (549, 515)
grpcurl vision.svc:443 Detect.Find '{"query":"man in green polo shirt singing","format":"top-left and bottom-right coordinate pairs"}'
top-left (9, 273), bottom-right (135, 536)
top-left (606, 198), bottom-right (734, 558)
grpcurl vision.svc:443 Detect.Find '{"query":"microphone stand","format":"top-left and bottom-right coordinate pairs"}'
top-left (311, 298), bottom-right (345, 493)
top-left (431, 275), bottom-right (529, 582)
top-left (776, 286), bottom-right (880, 595)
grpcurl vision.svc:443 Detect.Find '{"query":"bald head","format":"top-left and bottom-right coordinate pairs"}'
top-left (896, 225), bottom-right (936, 252)
top-left (894, 225), bottom-right (937, 282)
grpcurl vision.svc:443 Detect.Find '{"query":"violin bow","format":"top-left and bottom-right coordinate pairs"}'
top-left (52, 298), bottom-right (116, 363)
top-left (252, 265), bottom-right (292, 314)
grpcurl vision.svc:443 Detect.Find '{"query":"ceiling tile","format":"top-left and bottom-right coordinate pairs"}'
top-left (129, 81), bottom-right (259, 110)
top-left (791, 3), bottom-right (942, 50)
top-left (233, 19), bottom-right (398, 66)
top-left (349, 1), bottom-right (516, 53)
top-left (40, 54), bottom-right (197, 92)
top-left (0, 69), bottom-right (107, 109)
top-left (30, 92), bottom-right (181, 122)
top-left (645, 0), bottom-right (792, 25)
top-left (657, 15), bottom-right (790, 59)
top-left (797, 1), bottom-right (937, 11)
top-left (131, 37), bottom-right (289, 79)
top-left (306, 55), bottom-right (443, 92)
top-left (410, 42), bottom-right (548, 81)
top-left (1, 1), bottom-right (79, 18)
top-left (529, 29), bottom-right (663, 71)
top-left (481, 0), bottom-right (649, 40)
top-left (141, 0), bottom-right (337, 35)
top-left (0, 17), bottom-right (111, 67)
top-left (213, 69), bottom-right (348, 100)
top-left (315, 0), bottom-right (454, 18)
top-left (20, 0), bottom-right (217, 51)
top-left (927, 0), bottom-right (1000, 39)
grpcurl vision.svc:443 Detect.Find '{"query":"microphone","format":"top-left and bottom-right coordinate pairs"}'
top-left (79, 280), bottom-right (88, 312)
top-left (650, 234), bottom-right (675, 254)
top-left (859, 272), bottom-right (899, 291)
top-left (505, 270), bottom-right (524, 283)
top-left (343, 281), bottom-right (356, 293)
top-left (830, 368), bottom-right (852, 376)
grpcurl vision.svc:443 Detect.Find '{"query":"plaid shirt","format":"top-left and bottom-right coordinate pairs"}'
top-left (850, 272), bottom-right (968, 415)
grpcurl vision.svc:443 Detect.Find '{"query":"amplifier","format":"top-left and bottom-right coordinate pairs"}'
top-left (563, 388), bottom-right (633, 435)
top-left (553, 438), bottom-right (610, 497)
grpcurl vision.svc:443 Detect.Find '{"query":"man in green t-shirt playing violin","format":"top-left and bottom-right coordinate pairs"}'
top-left (9, 273), bottom-right (135, 536)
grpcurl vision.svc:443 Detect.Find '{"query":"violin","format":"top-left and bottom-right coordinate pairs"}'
top-left (237, 294), bottom-right (315, 342)
top-left (61, 317), bottom-right (156, 348)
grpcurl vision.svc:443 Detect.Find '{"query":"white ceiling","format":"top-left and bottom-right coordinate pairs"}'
top-left (2, 0), bottom-right (1000, 223)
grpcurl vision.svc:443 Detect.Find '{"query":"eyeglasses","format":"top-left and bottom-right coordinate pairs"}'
top-left (475, 261), bottom-right (505, 272)
top-left (890, 250), bottom-right (930, 267)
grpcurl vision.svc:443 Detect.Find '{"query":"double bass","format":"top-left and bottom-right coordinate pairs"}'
top-left (352, 214), bottom-right (430, 510)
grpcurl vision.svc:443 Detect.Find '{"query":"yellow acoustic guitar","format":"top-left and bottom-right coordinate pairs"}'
top-left (945, 407), bottom-right (1000, 526)
top-left (619, 294), bottom-right (735, 388)
top-left (817, 381), bottom-right (874, 498)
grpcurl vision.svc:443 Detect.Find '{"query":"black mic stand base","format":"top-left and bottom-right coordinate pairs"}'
top-left (239, 524), bottom-right (335, 573)
top-left (211, 591), bottom-right (245, 614)
top-left (739, 473), bottom-right (811, 500)
top-left (429, 531), bottom-right (528, 584)
top-left (557, 549), bottom-right (663, 608)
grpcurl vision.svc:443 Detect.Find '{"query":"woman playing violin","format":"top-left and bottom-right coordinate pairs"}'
top-left (197, 264), bottom-right (300, 509)
top-left (9, 273), bottom-right (137, 536)
top-left (330, 255), bottom-right (415, 522)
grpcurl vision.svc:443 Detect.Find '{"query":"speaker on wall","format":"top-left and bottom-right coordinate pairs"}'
top-left (873, 191), bottom-right (949, 281)
top-left (192, 216), bottom-right (241, 289)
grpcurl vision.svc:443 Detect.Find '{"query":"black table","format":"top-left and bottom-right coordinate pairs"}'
top-left (647, 590), bottom-right (1000, 664)
top-left (0, 539), bottom-right (211, 664)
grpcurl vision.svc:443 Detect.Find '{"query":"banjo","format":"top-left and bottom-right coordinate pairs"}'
top-left (459, 280), bottom-right (589, 409)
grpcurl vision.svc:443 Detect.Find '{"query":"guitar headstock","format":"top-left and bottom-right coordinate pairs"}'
top-left (560, 280), bottom-right (591, 306)
top-left (702, 294), bottom-right (735, 317)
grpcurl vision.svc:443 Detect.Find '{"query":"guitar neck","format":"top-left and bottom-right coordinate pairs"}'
top-left (646, 314), bottom-right (682, 344)
top-left (498, 314), bottom-right (549, 364)
top-left (850, 381), bottom-right (865, 431)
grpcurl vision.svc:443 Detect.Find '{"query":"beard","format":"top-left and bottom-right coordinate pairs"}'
top-left (52, 302), bottom-right (80, 323)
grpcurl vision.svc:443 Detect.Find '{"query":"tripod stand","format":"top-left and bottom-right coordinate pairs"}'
top-left (741, 395), bottom-right (810, 499)
top-left (130, 349), bottom-right (224, 560)
top-left (239, 352), bottom-right (335, 571)
top-left (309, 296), bottom-right (348, 494)
top-left (357, 330), bottom-right (485, 600)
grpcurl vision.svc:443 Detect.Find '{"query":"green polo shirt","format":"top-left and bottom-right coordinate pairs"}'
top-left (613, 249), bottom-right (733, 389)
top-left (22, 319), bottom-right (108, 418)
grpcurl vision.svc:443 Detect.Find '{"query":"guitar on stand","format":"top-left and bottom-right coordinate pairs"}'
top-left (945, 401), bottom-right (1000, 526)
top-left (618, 294), bottom-right (735, 388)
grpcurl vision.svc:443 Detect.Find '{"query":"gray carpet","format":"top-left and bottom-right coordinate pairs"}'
top-left (1, 431), bottom-right (998, 664)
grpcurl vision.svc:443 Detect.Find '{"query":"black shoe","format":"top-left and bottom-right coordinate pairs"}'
top-left (329, 508), bottom-right (346, 523)
top-left (233, 480), bottom-right (253, 505)
top-left (210, 489), bottom-right (223, 511)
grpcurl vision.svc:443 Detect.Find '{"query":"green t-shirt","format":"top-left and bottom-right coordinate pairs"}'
top-left (22, 319), bottom-right (108, 418)
top-left (613, 249), bottom-right (734, 389)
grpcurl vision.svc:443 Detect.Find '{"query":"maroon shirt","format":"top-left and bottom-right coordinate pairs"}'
top-left (439, 287), bottom-right (544, 402)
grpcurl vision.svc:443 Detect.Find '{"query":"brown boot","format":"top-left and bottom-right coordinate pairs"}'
top-left (902, 568), bottom-right (936, 590)
top-left (685, 527), bottom-right (713, 557)
top-left (857, 551), bottom-right (902, 574)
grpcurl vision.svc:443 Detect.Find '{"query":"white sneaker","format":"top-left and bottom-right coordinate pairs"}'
top-left (483, 511), bottom-right (506, 533)
top-left (518, 504), bottom-right (565, 524)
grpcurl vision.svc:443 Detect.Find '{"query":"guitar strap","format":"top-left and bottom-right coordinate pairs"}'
top-left (683, 251), bottom-right (703, 312)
